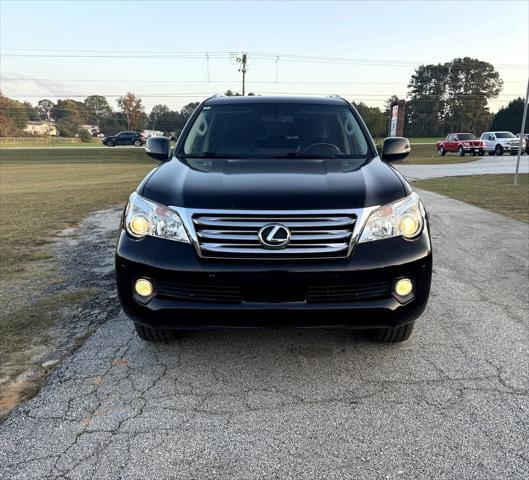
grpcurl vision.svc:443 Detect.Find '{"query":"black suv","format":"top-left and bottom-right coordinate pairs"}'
top-left (102, 131), bottom-right (145, 147)
top-left (116, 96), bottom-right (432, 343)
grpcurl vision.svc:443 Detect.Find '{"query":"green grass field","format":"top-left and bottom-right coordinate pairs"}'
top-left (0, 149), bottom-right (156, 280)
top-left (414, 174), bottom-right (529, 223)
top-left (0, 138), bottom-right (105, 148)
top-left (386, 143), bottom-right (471, 165)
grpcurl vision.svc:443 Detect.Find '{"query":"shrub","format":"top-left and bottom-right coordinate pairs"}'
top-left (78, 128), bottom-right (92, 143)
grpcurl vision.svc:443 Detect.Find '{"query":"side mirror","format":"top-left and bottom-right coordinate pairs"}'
top-left (381, 137), bottom-right (411, 162)
top-left (145, 136), bottom-right (171, 161)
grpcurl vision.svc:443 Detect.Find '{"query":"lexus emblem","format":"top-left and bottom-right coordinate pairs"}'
top-left (258, 224), bottom-right (291, 249)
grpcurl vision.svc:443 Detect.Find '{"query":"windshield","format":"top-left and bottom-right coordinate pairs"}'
top-left (457, 133), bottom-right (477, 140)
top-left (495, 132), bottom-right (516, 138)
top-left (180, 102), bottom-right (371, 158)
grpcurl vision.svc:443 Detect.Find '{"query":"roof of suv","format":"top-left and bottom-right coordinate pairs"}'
top-left (204, 95), bottom-right (348, 106)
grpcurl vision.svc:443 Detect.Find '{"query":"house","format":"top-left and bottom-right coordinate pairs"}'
top-left (24, 121), bottom-right (58, 136)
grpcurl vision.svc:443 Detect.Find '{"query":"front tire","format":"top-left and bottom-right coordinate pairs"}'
top-left (133, 139), bottom-right (142, 147)
top-left (495, 144), bottom-right (504, 156)
top-left (374, 322), bottom-right (415, 343)
top-left (457, 146), bottom-right (465, 157)
top-left (478, 150), bottom-right (485, 156)
top-left (134, 323), bottom-right (179, 342)
top-left (438, 146), bottom-right (446, 156)
top-left (106, 140), bottom-right (115, 147)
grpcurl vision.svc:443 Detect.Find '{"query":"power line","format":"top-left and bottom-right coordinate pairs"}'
top-left (2, 48), bottom-right (527, 69)
top-left (2, 76), bottom-right (526, 85)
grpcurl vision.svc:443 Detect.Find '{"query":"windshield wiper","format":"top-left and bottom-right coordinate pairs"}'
top-left (179, 152), bottom-right (248, 159)
top-left (274, 152), bottom-right (330, 159)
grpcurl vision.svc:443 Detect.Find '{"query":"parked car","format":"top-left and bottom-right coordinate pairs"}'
top-left (115, 96), bottom-right (432, 343)
top-left (102, 131), bottom-right (145, 147)
top-left (435, 133), bottom-right (485, 157)
top-left (142, 129), bottom-right (164, 139)
top-left (480, 131), bottom-right (523, 156)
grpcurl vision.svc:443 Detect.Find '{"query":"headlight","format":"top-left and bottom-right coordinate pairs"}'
top-left (125, 192), bottom-right (190, 243)
top-left (463, 142), bottom-right (470, 146)
top-left (359, 192), bottom-right (424, 243)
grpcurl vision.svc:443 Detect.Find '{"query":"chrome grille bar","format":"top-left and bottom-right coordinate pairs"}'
top-left (187, 210), bottom-right (362, 259)
top-left (193, 217), bottom-right (356, 229)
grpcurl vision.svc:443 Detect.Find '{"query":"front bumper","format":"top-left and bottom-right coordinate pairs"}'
top-left (115, 228), bottom-right (432, 330)
top-left (488, 144), bottom-right (521, 152)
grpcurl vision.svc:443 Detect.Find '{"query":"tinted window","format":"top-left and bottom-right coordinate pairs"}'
top-left (458, 133), bottom-right (477, 140)
top-left (181, 103), bottom-right (370, 158)
top-left (496, 132), bottom-right (516, 138)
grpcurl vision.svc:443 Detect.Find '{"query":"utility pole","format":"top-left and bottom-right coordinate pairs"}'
top-left (514, 77), bottom-right (529, 185)
top-left (237, 53), bottom-right (247, 95)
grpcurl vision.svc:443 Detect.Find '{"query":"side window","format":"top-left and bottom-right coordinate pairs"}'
top-left (453, 135), bottom-right (459, 141)
top-left (184, 110), bottom-right (210, 154)
top-left (447, 134), bottom-right (452, 141)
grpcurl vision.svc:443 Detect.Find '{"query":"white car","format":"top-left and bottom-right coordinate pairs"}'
top-left (480, 131), bottom-right (524, 156)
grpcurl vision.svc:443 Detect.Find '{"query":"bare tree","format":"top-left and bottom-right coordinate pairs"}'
top-left (117, 92), bottom-right (145, 130)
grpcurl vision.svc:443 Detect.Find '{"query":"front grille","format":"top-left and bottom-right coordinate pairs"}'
top-left (157, 281), bottom-right (242, 303)
top-left (191, 212), bottom-right (356, 259)
top-left (156, 280), bottom-right (391, 304)
top-left (306, 281), bottom-right (390, 303)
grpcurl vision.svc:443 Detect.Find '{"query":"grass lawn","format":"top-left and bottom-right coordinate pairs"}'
top-left (374, 137), bottom-right (442, 145)
top-left (0, 148), bottom-right (156, 280)
top-left (414, 174), bottom-right (529, 223)
top-left (408, 137), bottom-right (443, 144)
top-left (0, 147), bottom-right (156, 415)
top-left (388, 143), bottom-right (473, 165)
top-left (0, 138), bottom-right (106, 148)
top-left (1, 142), bottom-right (106, 148)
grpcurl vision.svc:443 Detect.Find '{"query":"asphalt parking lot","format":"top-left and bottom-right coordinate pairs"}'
top-left (0, 189), bottom-right (528, 479)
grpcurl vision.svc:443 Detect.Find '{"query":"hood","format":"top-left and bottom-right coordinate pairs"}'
top-left (140, 156), bottom-right (408, 210)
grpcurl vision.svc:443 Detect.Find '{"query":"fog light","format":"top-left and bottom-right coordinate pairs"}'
top-left (395, 278), bottom-right (413, 297)
top-left (135, 278), bottom-right (153, 297)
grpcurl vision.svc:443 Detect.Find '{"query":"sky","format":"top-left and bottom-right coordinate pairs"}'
top-left (1, 0), bottom-right (528, 113)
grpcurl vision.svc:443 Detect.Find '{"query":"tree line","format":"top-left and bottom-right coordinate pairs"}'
top-left (0, 92), bottom-right (200, 137)
top-left (0, 57), bottom-right (526, 138)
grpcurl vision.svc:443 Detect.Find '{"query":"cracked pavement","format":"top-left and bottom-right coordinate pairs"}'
top-left (0, 189), bottom-right (528, 479)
